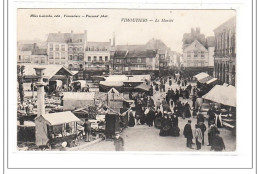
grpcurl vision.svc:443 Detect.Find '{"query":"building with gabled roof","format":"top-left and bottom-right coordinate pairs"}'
top-left (182, 40), bottom-right (209, 67)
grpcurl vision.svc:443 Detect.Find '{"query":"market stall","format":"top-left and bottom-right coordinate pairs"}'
top-left (35, 111), bottom-right (81, 147)
top-left (193, 72), bottom-right (210, 81)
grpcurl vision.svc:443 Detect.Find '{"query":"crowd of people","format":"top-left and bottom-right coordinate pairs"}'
top-left (121, 72), bottom-right (226, 152)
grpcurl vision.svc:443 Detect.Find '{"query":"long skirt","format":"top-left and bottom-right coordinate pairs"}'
top-left (128, 116), bottom-right (135, 127)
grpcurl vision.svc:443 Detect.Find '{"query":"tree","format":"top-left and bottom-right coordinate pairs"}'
top-left (17, 65), bottom-right (25, 105)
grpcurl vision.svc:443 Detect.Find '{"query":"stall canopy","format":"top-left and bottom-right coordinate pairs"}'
top-left (134, 83), bottom-right (150, 92)
top-left (22, 64), bottom-right (73, 80)
top-left (193, 72), bottom-right (210, 81)
top-left (198, 76), bottom-right (213, 83)
top-left (206, 78), bottom-right (218, 84)
top-left (202, 85), bottom-right (236, 107)
top-left (40, 111), bottom-right (81, 126)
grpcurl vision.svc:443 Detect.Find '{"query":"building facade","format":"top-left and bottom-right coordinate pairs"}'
top-left (182, 40), bottom-right (209, 67)
top-left (213, 17), bottom-right (236, 86)
top-left (84, 41), bottom-right (111, 73)
top-left (46, 31), bottom-right (87, 70)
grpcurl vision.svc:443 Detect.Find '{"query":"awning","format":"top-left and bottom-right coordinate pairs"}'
top-left (193, 72), bottom-right (210, 81)
top-left (134, 83), bottom-right (150, 92)
top-left (202, 85), bottom-right (236, 107)
top-left (206, 78), bottom-right (218, 84)
top-left (198, 76), bottom-right (213, 83)
top-left (38, 111), bottom-right (81, 126)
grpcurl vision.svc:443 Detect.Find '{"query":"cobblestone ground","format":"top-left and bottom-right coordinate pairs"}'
top-left (82, 78), bottom-right (236, 152)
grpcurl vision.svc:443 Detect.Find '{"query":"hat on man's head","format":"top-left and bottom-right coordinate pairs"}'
top-left (115, 131), bottom-right (120, 135)
top-left (188, 120), bottom-right (192, 123)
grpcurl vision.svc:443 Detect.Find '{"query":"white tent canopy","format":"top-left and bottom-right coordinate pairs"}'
top-left (202, 85), bottom-right (236, 107)
top-left (39, 111), bottom-right (81, 126)
top-left (193, 72), bottom-right (210, 81)
top-left (206, 78), bottom-right (218, 84)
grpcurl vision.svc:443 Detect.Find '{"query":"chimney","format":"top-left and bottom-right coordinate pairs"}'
top-left (109, 39), bottom-right (111, 45)
top-left (33, 43), bottom-right (37, 49)
top-left (71, 30), bottom-right (74, 34)
top-left (113, 32), bottom-right (115, 47)
top-left (58, 31), bottom-right (61, 34)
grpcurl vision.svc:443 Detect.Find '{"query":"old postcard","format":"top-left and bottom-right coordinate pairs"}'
top-left (16, 9), bottom-right (237, 152)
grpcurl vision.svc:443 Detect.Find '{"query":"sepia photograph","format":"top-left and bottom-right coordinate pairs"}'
top-left (16, 9), bottom-right (237, 152)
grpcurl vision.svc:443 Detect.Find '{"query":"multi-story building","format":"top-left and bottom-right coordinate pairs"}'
top-left (84, 41), bottom-right (111, 76)
top-left (182, 40), bottom-right (209, 67)
top-left (213, 16), bottom-right (236, 86)
top-left (113, 49), bottom-right (158, 75)
top-left (46, 30), bottom-right (87, 70)
top-left (182, 28), bottom-right (215, 76)
top-left (17, 43), bottom-right (38, 64)
top-left (17, 43), bottom-right (48, 65)
top-left (31, 48), bottom-right (48, 65)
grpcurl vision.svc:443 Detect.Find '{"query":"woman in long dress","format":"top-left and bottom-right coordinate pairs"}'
top-left (128, 111), bottom-right (135, 127)
top-left (184, 102), bottom-right (191, 118)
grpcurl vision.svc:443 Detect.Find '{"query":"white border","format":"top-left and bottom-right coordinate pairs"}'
top-left (4, 0), bottom-right (255, 172)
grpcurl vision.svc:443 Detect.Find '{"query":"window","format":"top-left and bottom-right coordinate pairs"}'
top-left (49, 52), bottom-right (53, 59)
top-left (102, 47), bottom-right (105, 51)
top-left (41, 57), bottom-right (45, 63)
top-left (126, 58), bottom-right (130, 63)
top-left (88, 56), bottom-right (91, 61)
top-left (115, 66), bottom-right (119, 70)
top-left (74, 55), bottom-right (78, 61)
top-left (55, 52), bottom-right (60, 59)
top-left (61, 45), bottom-right (65, 51)
top-left (201, 52), bottom-right (205, 58)
top-left (69, 64), bottom-right (73, 69)
top-left (79, 39), bottom-right (82, 42)
top-left (99, 56), bottom-right (102, 61)
top-left (137, 58), bottom-right (142, 63)
top-left (79, 64), bottom-right (83, 69)
top-left (79, 47), bottom-right (83, 52)
top-left (34, 57), bottom-right (38, 64)
top-left (93, 56), bottom-right (97, 61)
top-left (69, 47), bottom-right (73, 52)
top-left (105, 56), bottom-right (108, 61)
top-left (187, 52), bottom-right (191, 58)
top-left (85, 47), bottom-right (89, 51)
top-left (194, 51), bottom-right (198, 58)
top-left (49, 61), bottom-right (54, 64)
top-left (61, 52), bottom-right (66, 59)
top-left (49, 44), bottom-right (53, 51)
top-left (18, 55), bottom-right (21, 61)
top-left (55, 45), bottom-right (59, 51)
top-left (116, 59), bottom-right (120, 63)
top-left (55, 62), bottom-right (60, 65)
top-left (79, 54), bottom-right (84, 61)
top-left (69, 55), bottom-right (73, 60)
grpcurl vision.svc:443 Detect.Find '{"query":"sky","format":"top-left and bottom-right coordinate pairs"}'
top-left (17, 9), bottom-right (236, 52)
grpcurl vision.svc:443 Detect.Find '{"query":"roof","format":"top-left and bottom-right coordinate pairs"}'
top-left (184, 40), bottom-right (208, 52)
top-left (202, 85), bottom-right (236, 107)
top-left (115, 45), bottom-right (146, 51)
top-left (214, 16), bottom-right (236, 33)
top-left (62, 92), bottom-right (95, 100)
top-left (206, 78), bottom-right (218, 84)
top-left (126, 50), bottom-right (157, 58)
top-left (193, 72), bottom-right (210, 81)
top-left (114, 50), bottom-right (128, 58)
top-left (38, 111), bottom-right (81, 126)
top-left (32, 48), bottom-right (47, 55)
top-left (22, 64), bottom-right (73, 79)
top-left (134, 83), bottom-right (150, 91)
top-left (47, 33), bottom-right (86, 43)
top-left (20, 43), bottom-right (38, 51)
top-left (86, 41), bottom-right (111, 47)
top-left (145, 39), bottom-right (169, 52)
top-left (198, 76), bottom-right (213, 83)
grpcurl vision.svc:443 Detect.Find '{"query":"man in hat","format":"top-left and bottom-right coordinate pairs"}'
top-left (183, 120), bottom-right (193, 148)
top-left (114, 132), bottom-right (124, 151)
top-left (83, 118), bottom-right (92, 142)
